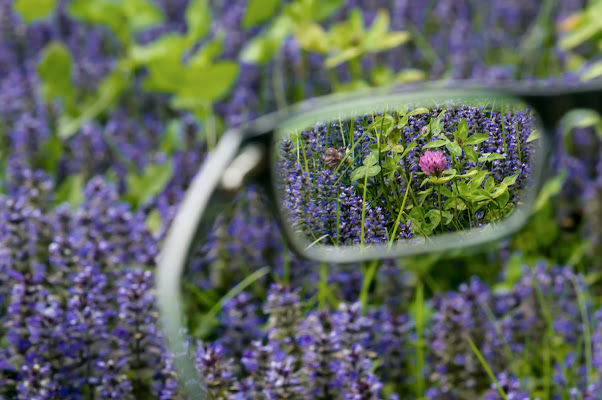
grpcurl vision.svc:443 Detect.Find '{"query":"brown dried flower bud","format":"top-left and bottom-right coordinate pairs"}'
top-left (324, 147), bottom-right (344, 170)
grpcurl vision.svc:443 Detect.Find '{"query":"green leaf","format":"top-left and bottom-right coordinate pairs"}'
top-left (122, 0), bottom-right (163, 32)
top-left (145, 209), bottom-right (163, 235)
top-left (424, 209), bottom-right (441, 229)
top-left (391, 144), bottom-right (405, 153)
top-left (179, 61), bottom-right (239, 101)
top-left (68, 0), bottom-right (127, 42)
top-left (365, 10), bottom-right (410, 51)
top-left (456, 181), bottom-right (470, 197)
top-left (144, 57), bottom-right (188, 93)
top-left (350, 164), bottom-right (381, 181)
top-left (417, 188), bottom-right (433, 204)
top-left (364, 165), bottom-right (381, 177)
top-left (526, 129), bottom-right (542, 143)
top-left (445, 142), bottom-right (462, 157)
top-left (59, 66), bottom-right (129, 138)
top-left (40, 134), bottom-right (63, 174)
top-left (487, 153), bottom-right (506, 162)
top-left (388, 129), bottom-right (401, 147)
top-left (15, 0), bottom-right (56, 23)
top-left (457, 118), bottom-right (468, 142)
top-left (161, 120), bottom-right (185, 155)
top-left (240, 16), bottom-right (292, 64)
top-left (559, 12), bottom-right (602, 50)
top-left (294, 22), bottom-right (329, 53)
top-left (429, 175), bottom-right (454, 184)
top-left (126, 163), bottom-right (174, 207)
top-left (484, 176), bottom-right (495, 192)
top-left (325, 47), bottom-right (363, 68)
top-left (501, 171), bottom-right (521, 186)
top-left (244, 0), bottom-right (279, 28)
top-left (489, 183), bottom-right (508, 199)
top-left (37, 41), bottom-right (75, 103)
top-left (582, 60), bottom-right (602, 81)
top-left (442, 210), bottom-right (454, 225)
top-left (464, 145), bottom-right (479, 163)
top-left (457, 168), bottom-right (479, 178)
top-left (532, 171), bottom-right (567, 214)
top-left (422, 140), bottom-right (448, 150)
top-left (395, 68), bottom-right (427, 83)
top-left (464, 133), bottom-right (490, 146)
top-left (350, 166), bottom-right (367, 181)
top-left (497, 187), bottom-right (510, 208)
top-left (430, 110), bottom-right (446, 135)
top-left (186, 0), bottom-right (211, 42)
top-left (313, 0), bottom-right (345, 21)
top-left (400, 142), bottom-right (418, 158)
top-left (398, 107), bottom-right (430, 129)
top-left (55, 174), bottom-right (84, 209)
top-left (472, 189), bottom-right (492, 202)
top-left (439, 186), bottom-right (453, 197)
top-left (131, 34), bottom-right (188, 65)
top-left (363, 151), bottom-right (378, 167)
top-left (470, 170), bottom-right (489, 192)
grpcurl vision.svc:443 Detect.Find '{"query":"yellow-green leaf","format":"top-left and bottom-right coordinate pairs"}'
top-left (122, 0), bottom-right (163, 32)
top-left (243, 0), bottom-right (279, 28)
top-left (15, 0), bottom-right (56, 23)
top-left (186, 0), bottom-right (211, 42)
top-left (181, 61), bottom-right (239, 101)
top-left (37, 41), bottom-right (75, 102)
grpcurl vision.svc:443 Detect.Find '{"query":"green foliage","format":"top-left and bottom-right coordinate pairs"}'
top-left (14, 0), bottom-right (56, 24)
top-left (350, 151), bottom-right (381, 181)
top-left (323, 9), bottom-right (411, 68)
top-left (124, 163), bottom-right (174, 209)
top-left (286, 0), bottom-right (345, 23)
top-left (35, 0), bottom-right (238, 142)
top-left (558, 0), bottom-right (602, 51)
top-left (185, 0), bottom-right (211, 43)
top-left (558, 0), bottom-right (602, 80)
top-left (243, 0), bottom-right (280, 28)
top-left (55, 174), bottom-right (85, 209)
top-left (145, 209), bottom-right (163, 235)
top-left (68, 0), bottom-right (163, 42)
top-left (240, 16), bottom-right (294, 64)
top-left (37, 41), bottom-right (75, 108)
top-left (58, 65), bottom-right (130, 139)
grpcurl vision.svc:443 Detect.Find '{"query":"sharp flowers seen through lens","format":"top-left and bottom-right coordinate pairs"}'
top-left (274, 97), bottom-right (542, 253)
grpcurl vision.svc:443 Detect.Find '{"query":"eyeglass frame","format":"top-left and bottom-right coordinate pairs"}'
top-left (156, 80), bottom-right (602, 400)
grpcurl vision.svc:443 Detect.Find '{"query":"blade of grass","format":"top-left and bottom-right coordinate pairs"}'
top-left (194, 266), bottom-right (271, 337)
top-left (359, 260), bottom-right (379, 313)
top-left (388, 172), bottom-right (413, 246)
top-left (360, 172), bottom-right (369, 248)
top-left (467, 338), bottom-right (508, 400)
top-left (318, 263), bottom-right (338, 309)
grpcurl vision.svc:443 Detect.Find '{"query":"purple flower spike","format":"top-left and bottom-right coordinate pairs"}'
top-left (419, 150), bottom-right (447, 177)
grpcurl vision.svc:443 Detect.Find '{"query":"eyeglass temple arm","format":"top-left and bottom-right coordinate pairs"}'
top-left (156, 129), bottom-right (243, 400)
top-left (520, 86), bottom-right (602, 131)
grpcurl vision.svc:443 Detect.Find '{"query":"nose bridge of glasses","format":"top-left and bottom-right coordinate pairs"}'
top-left (220, 143), bottom-right (267, 193)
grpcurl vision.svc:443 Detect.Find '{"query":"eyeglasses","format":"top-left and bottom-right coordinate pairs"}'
top-left (156, 81), bottom-right (602, 399)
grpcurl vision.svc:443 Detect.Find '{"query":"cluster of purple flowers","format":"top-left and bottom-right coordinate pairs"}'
top-left (0, 165), bottom-right (181, 398)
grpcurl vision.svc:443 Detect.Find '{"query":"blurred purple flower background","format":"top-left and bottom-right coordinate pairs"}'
top-left (0, 0), bottom-right (601, 399)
